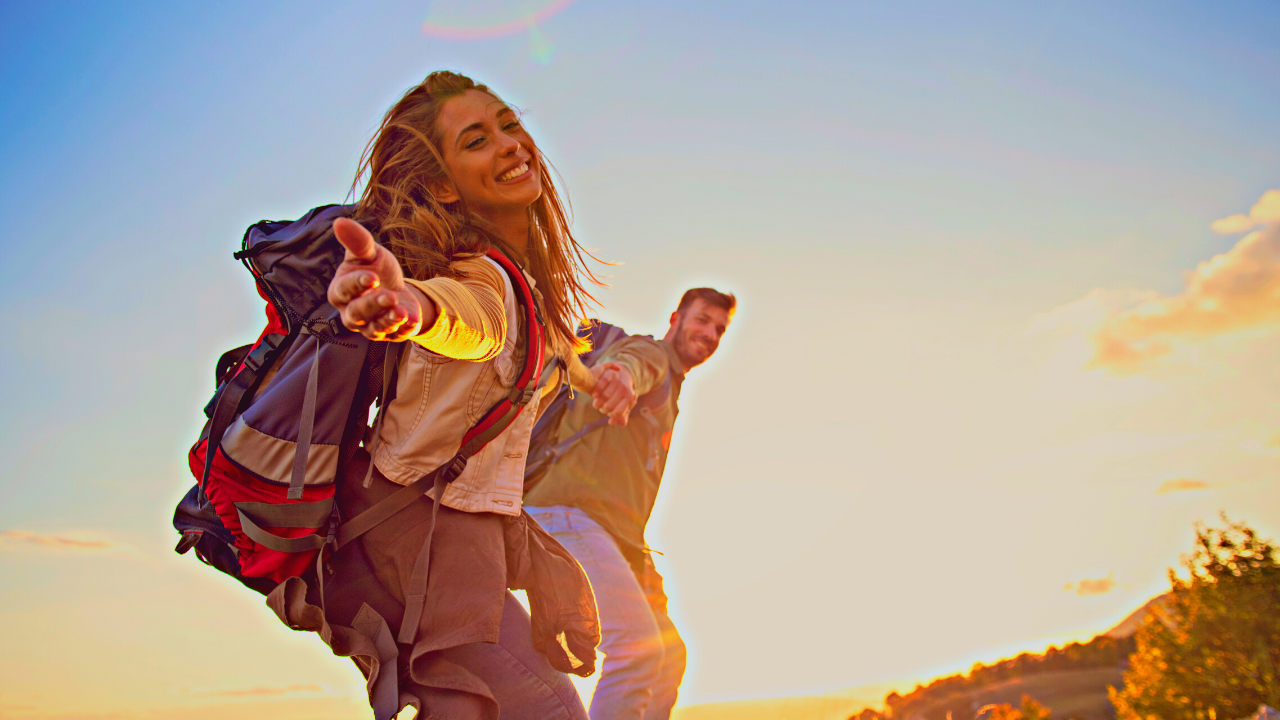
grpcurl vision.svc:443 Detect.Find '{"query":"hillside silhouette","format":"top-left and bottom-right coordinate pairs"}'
top-left (849, 629), bottom-right (1141, 720)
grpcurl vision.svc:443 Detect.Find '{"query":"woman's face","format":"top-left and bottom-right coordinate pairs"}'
top-left (434, 89), bottom-right (542, 219)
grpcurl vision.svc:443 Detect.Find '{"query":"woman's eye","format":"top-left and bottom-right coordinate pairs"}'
top-left (465, 136), bottom-right (484, 149)
top-left (503, 121), bottom-right (521, 131)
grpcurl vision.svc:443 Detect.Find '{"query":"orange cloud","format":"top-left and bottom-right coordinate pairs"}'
top-left (1251, 190), bottom-right (1280, 224)
top-left (1066, 574), bottom-right (1116, 597)
top-left (1156, 478), bottom-right (1212, 494)
top-left (196, 684), bottom-right (323, 698)
top-left (1211, 213), bottom-right (1255, 234)
top-left (0, 530), bottom-right (120, 551)
top-left (1211, 189), bottom-right (1280, 234)
top-left (1086, 190), bottom-right (1280, 372)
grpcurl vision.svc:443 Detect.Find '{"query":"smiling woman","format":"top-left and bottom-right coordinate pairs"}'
top-left (347, 71), bottom-right (597, 350)
top-left (192, 71), bottom-right (624, 720)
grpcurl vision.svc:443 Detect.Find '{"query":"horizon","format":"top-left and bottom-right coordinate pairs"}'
top-left (2, 2), bottom-right (1279, 718)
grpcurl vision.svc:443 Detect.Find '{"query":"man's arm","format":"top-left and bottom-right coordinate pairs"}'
top-left (590, 336), bottom-right (670, 426)
top-left (600, 337), bottom-right (669, 396)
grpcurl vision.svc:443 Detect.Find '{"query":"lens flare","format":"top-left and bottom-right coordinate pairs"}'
top-left (421, 0), bottom-right (575, 40)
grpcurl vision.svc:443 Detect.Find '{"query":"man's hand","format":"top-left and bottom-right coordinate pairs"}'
top-left (327, 218), bottom-right (436, 341)
top-left (590, 361), bottom-right (638, 426)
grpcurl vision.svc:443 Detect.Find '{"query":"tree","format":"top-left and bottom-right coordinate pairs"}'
top-left (985, 695), bottom-right (1053, 720)
top-left (1112, 516), bottom-right (1280, 720)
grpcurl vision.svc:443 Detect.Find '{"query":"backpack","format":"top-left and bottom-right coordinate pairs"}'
top-left (522, 320), bottom-right (672, 492)
top-left (173, 205), bottom-right (545, 637)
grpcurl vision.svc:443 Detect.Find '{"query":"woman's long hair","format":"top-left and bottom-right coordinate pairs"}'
top-left (352, 70), bottom-right (602, 349)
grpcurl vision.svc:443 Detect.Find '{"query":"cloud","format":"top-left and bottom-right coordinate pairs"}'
top-left (196, 685), bottom-right (323, 698)
top-left (1083, 189), bottom-right (1280, 372)
top-left (1156, 478), bottom-right (1212, 494)
top-left (1065, 573), bottom-right (1116, 597)
top-left (1211, 189), bottom-right (1280, 234)
top-left (1252, 190), bottom-right (1280, 224)
top-left (0, 530), bottom-right (122, 551)
top-left (1211, 213), bottom-right (1256, 234)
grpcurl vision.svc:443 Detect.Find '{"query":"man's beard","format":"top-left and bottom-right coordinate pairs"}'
top-left (672, 317), bottom-right (707, 370)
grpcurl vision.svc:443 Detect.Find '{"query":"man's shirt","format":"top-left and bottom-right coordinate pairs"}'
top-left (524, 335), bottom-right (685, 567)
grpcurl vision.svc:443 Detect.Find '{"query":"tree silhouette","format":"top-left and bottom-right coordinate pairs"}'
top-left (1112, 516), bottom-right (1280, 720)
top-left (985, 695), bottom-right (1053, 720)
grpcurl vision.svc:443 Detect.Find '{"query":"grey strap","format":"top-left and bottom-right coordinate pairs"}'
top-left (397, 473), bottom-right (448, 645)
top-left (335, 457), bottom-right (463, 551)
top-left (237, 507), bottom-right (327, 553)
top-left (234, 498), bottom-right (334, 528)
top-left (288, 339), bottom-right (322, 500)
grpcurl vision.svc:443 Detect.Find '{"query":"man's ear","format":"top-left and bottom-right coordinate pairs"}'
top-left (427, 178), bottom-right (460, 204)
top-left (669, 310), bottom-right (681, 329)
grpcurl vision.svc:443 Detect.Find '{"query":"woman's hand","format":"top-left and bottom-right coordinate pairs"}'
top-left (590, 362), bottom-right (638, 426)
top-left (327, 218), bottom-right (437, 341)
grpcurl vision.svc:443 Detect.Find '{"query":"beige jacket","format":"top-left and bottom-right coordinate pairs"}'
top-left (371, 254), bottom-right (591, 516)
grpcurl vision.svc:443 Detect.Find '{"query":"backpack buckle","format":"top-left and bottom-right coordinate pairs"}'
top-left (441, 455), bottom-right (468, 483)
top-left (510, 387), bottom-right (537, 406)
top-left (242, 333), bottom-right (286, 373)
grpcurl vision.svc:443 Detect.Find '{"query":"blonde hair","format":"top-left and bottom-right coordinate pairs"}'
top-left (352, 70), bottom-right (601, 349)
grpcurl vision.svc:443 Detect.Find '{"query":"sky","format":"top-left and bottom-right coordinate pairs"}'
top-left (1, 1), bottom-right (1279, 718)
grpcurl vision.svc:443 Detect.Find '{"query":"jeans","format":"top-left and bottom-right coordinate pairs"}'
top-left (526, 506), bottom-right (687, 720)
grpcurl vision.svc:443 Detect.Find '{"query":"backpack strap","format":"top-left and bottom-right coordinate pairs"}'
top-left (200, 331), bottom-right (293, 493)
top-left (328, 249), bottom-right (546, 645)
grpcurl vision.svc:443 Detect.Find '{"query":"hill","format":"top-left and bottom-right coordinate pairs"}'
top-left (1103, 594), bottom-right (1170, 639)
top-left (670, 595), bottom-right (1162, 720)
top-left (672, 681), bottom-right (906, 720)
top-left (892, 668), bottom-right (1125, 720)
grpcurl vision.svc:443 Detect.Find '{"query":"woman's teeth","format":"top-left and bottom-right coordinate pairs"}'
top-left (498, 163), bottom-right (529, 181)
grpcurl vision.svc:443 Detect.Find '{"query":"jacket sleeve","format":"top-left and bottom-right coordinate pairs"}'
top-left (405, 256), bottom-right (507, 362)
top-left (597, 336), bottom-right (670, 396)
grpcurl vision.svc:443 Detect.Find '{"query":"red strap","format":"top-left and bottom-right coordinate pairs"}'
top-left (455, 251), bottom-right (545, 452)
top-left (484, 250), bottom-right (544, 391)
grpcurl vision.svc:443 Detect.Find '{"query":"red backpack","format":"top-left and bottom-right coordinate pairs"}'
top-left (174, 205), bottom-right (545, 616)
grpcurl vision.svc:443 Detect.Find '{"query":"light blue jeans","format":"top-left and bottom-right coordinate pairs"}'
top-left (526, 506), bottom-right (687, 720)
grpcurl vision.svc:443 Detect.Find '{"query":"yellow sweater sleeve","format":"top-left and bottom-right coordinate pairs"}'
top-left (405, 256), bottom-right (507, 362)
top-left (564, 350), bottom-right (596, 394)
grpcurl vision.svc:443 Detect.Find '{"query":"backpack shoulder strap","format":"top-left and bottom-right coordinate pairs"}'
top-left (200, 331), bottom-right (294, 491)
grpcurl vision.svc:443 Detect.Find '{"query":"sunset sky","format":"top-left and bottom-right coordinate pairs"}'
top-left (2, 1), bottom-right (1279, 718)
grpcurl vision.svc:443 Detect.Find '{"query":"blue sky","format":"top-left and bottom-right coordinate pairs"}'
top-left (1, 1), bottom-right (1279, 717)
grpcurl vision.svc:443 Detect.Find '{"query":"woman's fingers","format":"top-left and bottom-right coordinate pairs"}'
top-left (329, 271), bottom-right (380, 309)
top-left (592, 381), bottom-right (634, 426)
top-left (333, 217), bottom-right (379, 262)
top-left (328, 219), bottom-right (407, 309)
top-left (339, 287), bottom-right (422, 340)
top-left (342, 289), bottom-right (397, 327)
top-left (592, 370), bottom-right (621, 408)
top-left (591, 363), bottom-right (637, 420)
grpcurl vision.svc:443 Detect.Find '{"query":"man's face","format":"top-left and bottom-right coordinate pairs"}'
top-left (669, 299), bottom-right (731, 370)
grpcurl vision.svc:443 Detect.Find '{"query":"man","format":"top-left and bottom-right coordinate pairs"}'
top-left (525, 287), bottom-right (736, 720)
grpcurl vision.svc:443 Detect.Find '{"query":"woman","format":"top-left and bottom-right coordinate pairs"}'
top-left (272, 71), bottom-right (626, 720)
